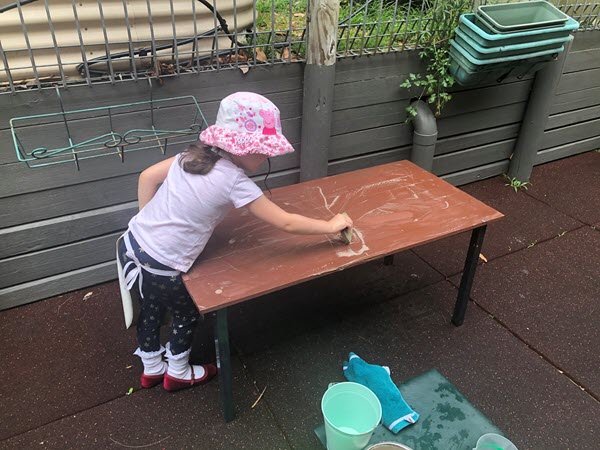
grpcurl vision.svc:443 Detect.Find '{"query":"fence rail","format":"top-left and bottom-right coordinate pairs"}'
top-left (0, 0), bottom-right (598, 93)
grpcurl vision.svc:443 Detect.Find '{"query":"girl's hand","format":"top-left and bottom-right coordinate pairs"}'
top-left (328, 213), bottom-right (353, 233)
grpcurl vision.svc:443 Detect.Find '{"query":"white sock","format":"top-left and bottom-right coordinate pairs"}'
top-left (165, 343), bottom-right (206, 380)
top-left (134, 347), bottom-right (168, 376)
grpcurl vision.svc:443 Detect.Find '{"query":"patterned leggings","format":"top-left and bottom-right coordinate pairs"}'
top-left (118, 232), bottom-right (200, 355)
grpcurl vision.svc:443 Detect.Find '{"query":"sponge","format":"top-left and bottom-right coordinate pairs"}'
top-left (340, 212), bottom-right (353, 245)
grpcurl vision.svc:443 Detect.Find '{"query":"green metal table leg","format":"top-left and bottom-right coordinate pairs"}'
top-left (215, 308), bottom-right (234, 422)
top-left (452, 225), bottom-right (487, 326)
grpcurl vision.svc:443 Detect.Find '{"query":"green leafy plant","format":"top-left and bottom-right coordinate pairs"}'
top-left (504, 176), bottom-right (531, 193)
top-left (400, 0), bottom-right (470, 118)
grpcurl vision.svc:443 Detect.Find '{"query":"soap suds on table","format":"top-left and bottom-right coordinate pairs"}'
top-left (317, 186), bottom-right (340, 214)
top-left (336, 228), bottom-right (369, 257)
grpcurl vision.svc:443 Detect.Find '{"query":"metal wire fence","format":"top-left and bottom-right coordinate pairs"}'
top-left (0, 0), bottom-right (598, 93)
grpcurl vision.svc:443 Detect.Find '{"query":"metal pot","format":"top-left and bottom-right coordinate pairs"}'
top-left (365, 443), bottom-right (414, 450)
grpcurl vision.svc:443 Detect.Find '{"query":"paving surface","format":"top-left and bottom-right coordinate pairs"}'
top-left (526, 150), bottom-right (600, 226)
top-left (2, 152), bottom-right (599, 449)
top-left (450, 226), bottom-right (600, 398)
top-left (242, 281), bottom-right (600, 450)
top-left (413, 176), bottom-right (583, 277)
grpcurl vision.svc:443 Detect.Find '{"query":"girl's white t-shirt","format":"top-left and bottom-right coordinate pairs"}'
top-left (128, 154), bottom-right (263, 272)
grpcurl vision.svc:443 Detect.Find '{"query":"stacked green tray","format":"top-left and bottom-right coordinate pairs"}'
top-left (447, 10), bottom-right (578, 86)
top-left (477, 1), bottom-right (569, 33)
top-left (449, 39), bottom-right (562, 86)
top-left (459, 13), bottom-right (578, 47)
top-left (454, 27), bottom-right (568, 60)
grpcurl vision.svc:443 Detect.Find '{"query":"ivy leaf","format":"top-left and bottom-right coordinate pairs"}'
top-left (397, 0), bottom-right (467, 118)
top-left (406, 106), bottom-right (418, 117)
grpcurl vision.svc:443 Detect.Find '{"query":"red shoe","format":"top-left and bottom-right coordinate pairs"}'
top-left (163, 364), bottom-right (218, 392)
top-left (134, 347), bottom-right (168, 389)
top-left (140, 373), bottom-right (165, 389)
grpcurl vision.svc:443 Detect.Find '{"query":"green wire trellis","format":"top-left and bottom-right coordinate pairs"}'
top-left (10, 79), bottom-right (207, 169)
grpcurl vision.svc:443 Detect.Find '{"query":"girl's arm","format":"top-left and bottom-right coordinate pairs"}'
top-left (138, 156), bottom-right (176, 210)
top-left (247, 195), bottom-right (353, 235)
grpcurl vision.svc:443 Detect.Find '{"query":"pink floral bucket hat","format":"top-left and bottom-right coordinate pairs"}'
top-left (200, 92), bottom-right (294, 157)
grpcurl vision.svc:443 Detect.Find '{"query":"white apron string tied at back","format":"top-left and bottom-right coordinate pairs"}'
top-left (122, 232), bottom-right (181, 299)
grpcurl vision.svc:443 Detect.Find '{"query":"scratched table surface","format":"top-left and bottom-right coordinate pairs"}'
top-left (183, 161), bottom-right (503, 313)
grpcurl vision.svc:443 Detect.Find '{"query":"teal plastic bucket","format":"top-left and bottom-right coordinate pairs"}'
top-left (321, 382), bottom-right (382, 450)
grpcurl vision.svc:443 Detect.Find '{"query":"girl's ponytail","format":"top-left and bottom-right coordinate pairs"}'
top-left (179, 142), bottom-right (221, 175)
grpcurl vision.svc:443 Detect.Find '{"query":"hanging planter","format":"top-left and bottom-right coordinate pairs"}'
top-left (11, 80), bottom-right (207, 170)
top-left (448, 4), bottom-right (579, 87)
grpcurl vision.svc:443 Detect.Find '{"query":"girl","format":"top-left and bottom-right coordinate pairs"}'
top-left (118, 92), bottom-right (353, 392)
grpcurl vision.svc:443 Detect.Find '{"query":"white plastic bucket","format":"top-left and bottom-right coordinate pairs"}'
top-left (474, 433), bottom-right (518, 450)
top-left (321, 382), bottom-right (382, 450)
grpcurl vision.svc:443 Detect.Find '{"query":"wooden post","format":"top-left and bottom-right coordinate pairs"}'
top-left (299, 0), bottom-right (340, 182)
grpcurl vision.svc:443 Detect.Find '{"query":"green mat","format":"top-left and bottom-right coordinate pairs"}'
top-left (315, 369), bottom-right (504, 450)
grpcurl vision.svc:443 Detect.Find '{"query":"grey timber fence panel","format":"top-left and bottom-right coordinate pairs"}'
top-left (0, 262), bottom-right (117, 311)
top-left (0, 233), bottom-right (121, 289)
top-left (2, 32), bottom-right (600, 309)
top-left (540, 30), bottom-right (600, 165)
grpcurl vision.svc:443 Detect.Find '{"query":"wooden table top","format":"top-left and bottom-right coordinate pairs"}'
top-left (183, 161), bottom-right (503, 313)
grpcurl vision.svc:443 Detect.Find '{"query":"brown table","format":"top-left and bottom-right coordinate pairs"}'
top-left (183, 160), bottom-right (503, 421)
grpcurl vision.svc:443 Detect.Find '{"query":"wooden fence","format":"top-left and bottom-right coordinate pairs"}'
top-left (1, 30), bottom-right (599, 310)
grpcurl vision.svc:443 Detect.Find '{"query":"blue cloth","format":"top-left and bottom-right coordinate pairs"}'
top-left (343, 352), bottom-right (419, 434)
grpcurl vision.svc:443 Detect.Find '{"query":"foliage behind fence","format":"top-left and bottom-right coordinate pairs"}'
top-left (0, 0), bottom-right (598, 92)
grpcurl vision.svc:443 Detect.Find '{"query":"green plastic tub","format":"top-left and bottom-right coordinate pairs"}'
top-left (448, 54), bottom-right (547, 86)
top-left (476, 1), bottom-right (569, 33)
top-left (448, 56), bottom-right (505, 86)
top-left (454, 27), bottom-right (568, 60)
top-left (449, 39), bottom-right (562, 73)
top-left (459, 13), bottom-right (578, 47)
